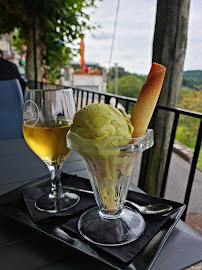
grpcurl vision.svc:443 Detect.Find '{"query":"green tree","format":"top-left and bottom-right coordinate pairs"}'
top-left (182, 77), bottom-right (202, 89)
top-left (108, 74), bottom-right (143, 97)
top-left (108, 66), bottom-right (130, 80)
top-left (108, 74), bottom-right (144, 114)
top-left (0, 0), bottom-right (98, 81)
top-left (183, 70), bottom-right (202, 80)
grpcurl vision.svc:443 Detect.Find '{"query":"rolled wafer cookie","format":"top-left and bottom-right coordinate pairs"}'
top-left (131, 62), bottom-right (166, 138)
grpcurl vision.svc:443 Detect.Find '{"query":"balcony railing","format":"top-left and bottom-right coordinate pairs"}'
top-left (28, 80), bottom-right (202, 220)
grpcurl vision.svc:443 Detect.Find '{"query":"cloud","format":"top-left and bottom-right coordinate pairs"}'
top-left (92, 31), bottom-right (112, 40)
top-left (75, 0), bottom-right (201, 73)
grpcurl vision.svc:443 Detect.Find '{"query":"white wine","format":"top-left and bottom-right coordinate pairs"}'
top-left (23, 119), bottom-right (72, 166)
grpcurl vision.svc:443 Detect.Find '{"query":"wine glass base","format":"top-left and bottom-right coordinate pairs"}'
top-left (78, 206), bottom-right (145, 246)
top-left (35, 191), bottom-right (80, 213)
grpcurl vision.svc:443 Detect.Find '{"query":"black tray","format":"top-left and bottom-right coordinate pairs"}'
top-left (0, 175), bottom-right (185, 270)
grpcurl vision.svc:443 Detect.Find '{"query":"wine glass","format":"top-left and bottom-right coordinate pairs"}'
top-left (66, 129), bottom-right (154, 246)
top-left (23, 88), bottom-right (80, 213)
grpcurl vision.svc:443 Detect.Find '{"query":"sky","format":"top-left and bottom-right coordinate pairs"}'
top-left (73, 0), bottom-right (202, 75)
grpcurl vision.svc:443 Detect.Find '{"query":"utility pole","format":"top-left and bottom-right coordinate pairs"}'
top-left (114, 63), bottom-right (118, 95)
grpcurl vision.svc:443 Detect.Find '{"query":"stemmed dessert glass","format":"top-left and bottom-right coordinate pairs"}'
top-left (67, 129), bottom-right (154, 246)
top-left (23, 88), bottom-right (79, 213)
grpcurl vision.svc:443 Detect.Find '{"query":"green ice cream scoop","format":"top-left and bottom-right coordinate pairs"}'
top-left (70, 103), bottom-right (134, 145)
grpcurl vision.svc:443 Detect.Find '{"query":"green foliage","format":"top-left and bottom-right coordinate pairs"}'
top-left (39, 0), bottom-right (98, 69)
top-left (176, 88), bottom-right (202, 169)
top-left (45, 68), bottom-right (60, 84)
top-left (108, 66), bottom-right (130, 79)
top-left (108, 66), bottom-right (146, 83)
top-left (108, 73), bottom-right (144, 114)
top-left (183, 70), bottom-right (202, 80)
top-left (182, 77), bottom-right (202, 89)
top-left (0, 3), bottom-right (22, 34)
top-left (108, 74), bottom-right (143, 97)
top-left (179, 88), bottom-right (202, 112)
top-left (10, 29), bottom-right (26, 57)
top-left (0, 0), bottom-right (99, 71)
top-left (182, 70), bottom-right (202, 90)
top-left (179, 72), bottom-right (202, 169)
top-left (180, 86), bottom-right (193, 95)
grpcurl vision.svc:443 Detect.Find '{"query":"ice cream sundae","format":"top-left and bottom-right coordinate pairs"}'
top-left (66, 62), bottom-right (166, 246)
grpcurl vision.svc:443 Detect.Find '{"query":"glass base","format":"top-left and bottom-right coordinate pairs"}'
top-left (35, 191), bottom-right (80, 213)
top-left (78, 206), bottom-right (145, 246)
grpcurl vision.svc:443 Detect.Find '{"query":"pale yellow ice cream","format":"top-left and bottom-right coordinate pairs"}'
top-left (70, 103), bottom-right (133, 142)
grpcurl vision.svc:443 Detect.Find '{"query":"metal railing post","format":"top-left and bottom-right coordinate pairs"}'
top-left (160, 112), bottom-right (179, 197)
top-left (182, 119), bottom-right (202, 221)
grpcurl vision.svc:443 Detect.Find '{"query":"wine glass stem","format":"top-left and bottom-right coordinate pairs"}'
top-left (48, 165), bottom-right (63, 198)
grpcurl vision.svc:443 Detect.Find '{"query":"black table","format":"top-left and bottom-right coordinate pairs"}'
top-left (0, 138), bottom-right (202, 270)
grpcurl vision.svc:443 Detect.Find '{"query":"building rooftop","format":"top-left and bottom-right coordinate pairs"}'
top-left (70, 61), bottom-right (100, 68)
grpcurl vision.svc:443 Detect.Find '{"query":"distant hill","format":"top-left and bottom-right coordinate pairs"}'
top-left (183, 70), bottom-right (202, 80)
top-left (182, 70), bottom-right (202, 89)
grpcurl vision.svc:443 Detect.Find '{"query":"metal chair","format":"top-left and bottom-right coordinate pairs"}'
top-left (0, 79), bottom-right (24, 140)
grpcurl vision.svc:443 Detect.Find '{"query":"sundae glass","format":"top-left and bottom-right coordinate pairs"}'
top-left (67, 129), bottom-right (154, 246)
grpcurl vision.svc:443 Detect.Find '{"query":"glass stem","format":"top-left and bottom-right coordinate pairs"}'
top-left (47, 165), bottom-right (64, 199)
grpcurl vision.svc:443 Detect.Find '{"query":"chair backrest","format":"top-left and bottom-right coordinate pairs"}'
top-left (0, 79), bottom-right (24, 140)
